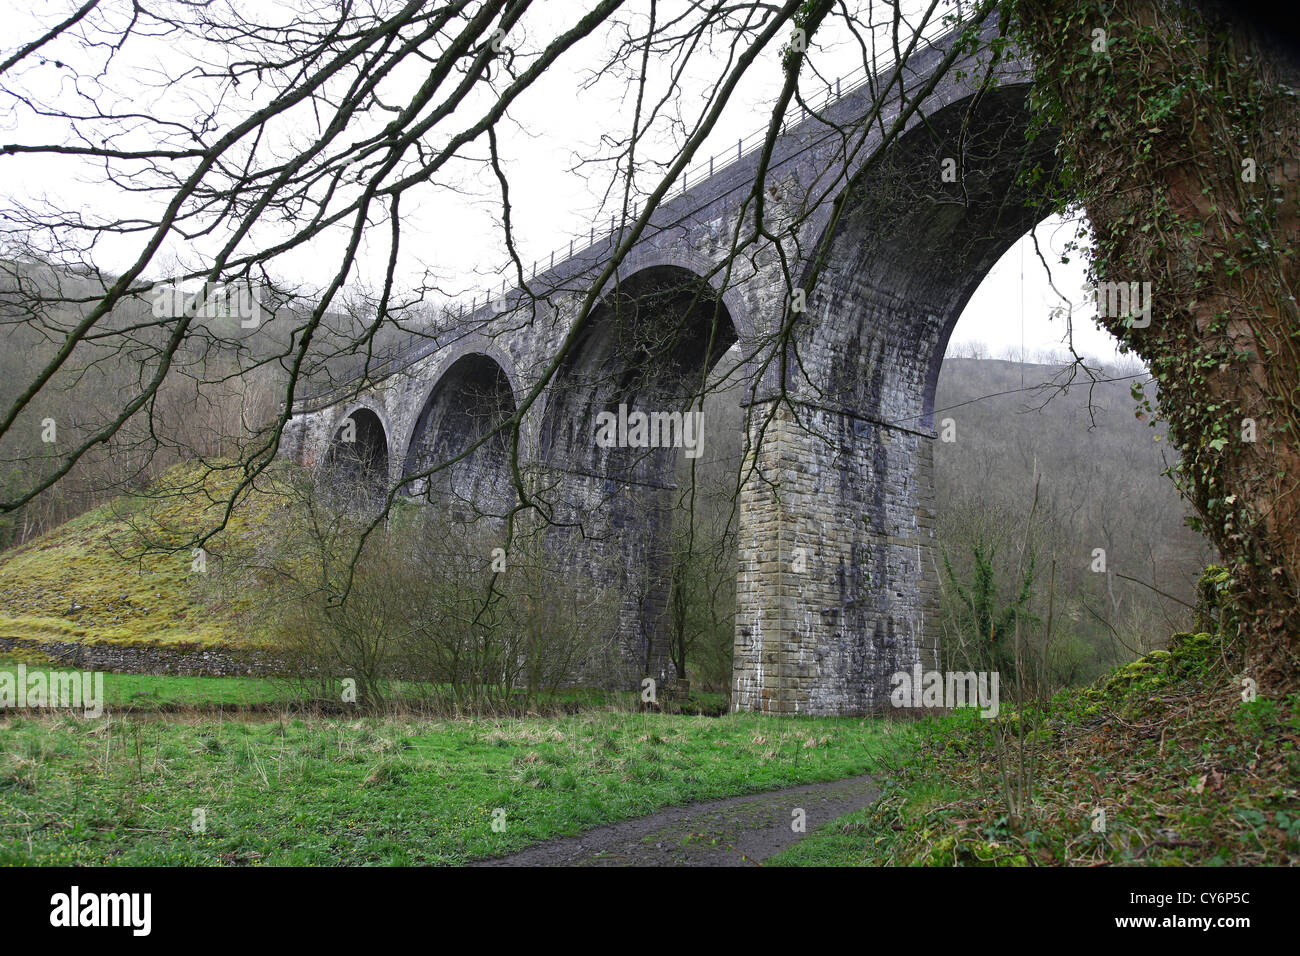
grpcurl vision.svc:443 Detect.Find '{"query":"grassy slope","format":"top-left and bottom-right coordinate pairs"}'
top-left (768, 631), bottom-right (1300, 866)
top-left (0, 710), bottom-right (912, 865)
top-left (0, 461), bottom-right (290, 648)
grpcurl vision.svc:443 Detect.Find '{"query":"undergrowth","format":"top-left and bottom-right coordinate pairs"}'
top-left (770, 629), bottom-right (1300, 866)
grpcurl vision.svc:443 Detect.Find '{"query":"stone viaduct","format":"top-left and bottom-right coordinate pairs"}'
top-left (279, 21), bottom-right (1056, 716)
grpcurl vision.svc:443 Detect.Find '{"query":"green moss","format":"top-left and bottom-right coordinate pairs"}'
top-left (0, 460), bottom-right (296, 649)
top-left (1083, 632), bottom-right (1218, 707)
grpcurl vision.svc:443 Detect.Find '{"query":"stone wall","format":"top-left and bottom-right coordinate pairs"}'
top-left (279, 20), bottom-right (1044, 715)
top-left (0, 637), bottom-right (285, 677)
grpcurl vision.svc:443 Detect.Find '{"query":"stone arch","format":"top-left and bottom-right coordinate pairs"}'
top-left (732, 80), bottom-right (1062, 715)
top-left (396, 337), bottom-right (524, 467)
top-left (401, 350), bottom-right (519, 518)
top-left (540, 263), bottom-right (739, 473)
top-left (601, 248), bottom-right (757, 344)
top-left (328, 400), bottom-right (395, 451)
top-left (538, 263), bottom-right (741, 683)
top-left (796, 81), bottom-right (1056, 430)
top-left (320, 404), bottom-right (391, 503)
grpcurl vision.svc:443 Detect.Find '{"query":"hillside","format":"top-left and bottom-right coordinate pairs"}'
top-left (0, 461), bottom-right (291, 650)
top-left (934, 356), bottom-right (1207, 594)
top-left (930, 357), bottom-right (1212, 684)
top-left (768, 624), bottom-right (1300, 866)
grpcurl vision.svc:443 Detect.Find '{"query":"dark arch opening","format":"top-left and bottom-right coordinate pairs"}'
top-left (802, 82), bottom-right (1059, 432)
top-left (540, 265), bottom-right (738, 478)
top-left (537, 265), bottom-right (741, 684)
top-left (403, 352), bottom-right (517, 518)
top-left (321, 407), bottom-right (390, 506)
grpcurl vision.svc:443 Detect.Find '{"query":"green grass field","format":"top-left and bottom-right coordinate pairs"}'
top-left (0, 700), bottom-right (914, 865)
top-left (0, 653), bottom-right (728, 716)
top-left (5, 630), bottom-right (1294, 867)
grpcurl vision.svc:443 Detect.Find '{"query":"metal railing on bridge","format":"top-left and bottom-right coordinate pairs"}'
top-left (293, 39), bottom-right (947, 410)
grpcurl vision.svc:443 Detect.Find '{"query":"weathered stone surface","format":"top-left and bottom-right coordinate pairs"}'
top-left (0, 636), bottom-right (285, 677)
top-left (281, 22), bottom-right (1053, 716)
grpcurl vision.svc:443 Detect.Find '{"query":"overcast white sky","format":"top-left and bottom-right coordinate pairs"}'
top-left (0, 0), bottom-right (1125, 364)
top-left (955, 215), bottom-right (1124, 365)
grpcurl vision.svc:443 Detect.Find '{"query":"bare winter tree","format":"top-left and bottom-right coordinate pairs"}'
top-left (0, 0), bottom-right (1294, 689)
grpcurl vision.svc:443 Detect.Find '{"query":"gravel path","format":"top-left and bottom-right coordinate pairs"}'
top-left (473, 773), bottom-right (879, 867)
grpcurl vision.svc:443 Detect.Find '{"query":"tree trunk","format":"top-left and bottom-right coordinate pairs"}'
top-left (1011, 0), bottom-right (1300, 691)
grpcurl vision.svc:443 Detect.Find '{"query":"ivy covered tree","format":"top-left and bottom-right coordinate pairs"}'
top-left (1010, 0), bottom-right (1300, 691)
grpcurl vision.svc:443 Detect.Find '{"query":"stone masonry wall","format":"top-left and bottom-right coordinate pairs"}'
top-left (732, 401), bottom-right (938, 715)
top-left (279, 21), bottom-right (1036, 715)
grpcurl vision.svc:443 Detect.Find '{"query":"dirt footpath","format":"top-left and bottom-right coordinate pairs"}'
top-left (473, 773), bottom-right (879, 866)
